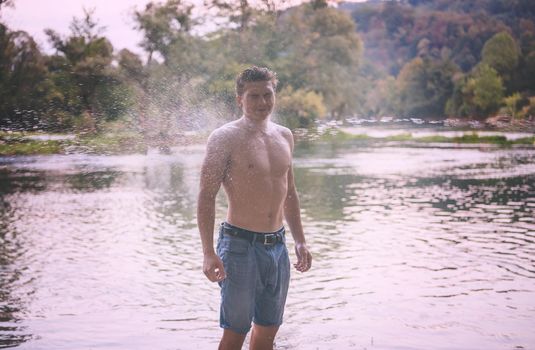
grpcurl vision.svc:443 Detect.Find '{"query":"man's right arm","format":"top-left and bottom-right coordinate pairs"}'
top-left (197, 128), bottom-right (230, 282)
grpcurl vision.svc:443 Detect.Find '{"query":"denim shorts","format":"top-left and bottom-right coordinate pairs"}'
top-left (217, 222), bottom-right (291, 334)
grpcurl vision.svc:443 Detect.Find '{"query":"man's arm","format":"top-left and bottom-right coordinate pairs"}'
top-left (197, 128), bottom-right (230, 282)
top-left (283, 130), bottom-right (312, 272)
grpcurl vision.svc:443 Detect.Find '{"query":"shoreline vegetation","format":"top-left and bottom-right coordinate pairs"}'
top-left (1, 127), bottom-right (534, 156)
top-left (0, 130), bottom-right (209, 156)
top-left (316, 129), bottom-right (535, 148)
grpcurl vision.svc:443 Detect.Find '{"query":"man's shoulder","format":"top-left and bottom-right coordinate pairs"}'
top-left (209, 120), bottom-right (241, 143)
top-left (270, 122), bottom-right (292, 137)
top-left (270, 122), bottom-right (293, 143)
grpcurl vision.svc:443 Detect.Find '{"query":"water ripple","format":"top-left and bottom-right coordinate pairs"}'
top-left (0, 146), bottom-right (534, 349)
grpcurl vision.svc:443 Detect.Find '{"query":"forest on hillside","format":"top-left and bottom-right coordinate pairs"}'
top-left (0, 0), bottom-right (534, 136)
top-left (344, 0), bottom-right (535, 121)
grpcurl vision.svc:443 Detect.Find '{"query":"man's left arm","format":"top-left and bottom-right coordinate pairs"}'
top-left (283, 130), bottom-right (312, 272)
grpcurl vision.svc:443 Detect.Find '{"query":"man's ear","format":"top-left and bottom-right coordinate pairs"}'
top-left (236, 94), bottom-right (242, 107)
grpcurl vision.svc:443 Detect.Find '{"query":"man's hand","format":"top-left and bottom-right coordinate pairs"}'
top-left (203, 252), bottom-right (226, 282)
top-left (294, 243), bottom-right (312, 272)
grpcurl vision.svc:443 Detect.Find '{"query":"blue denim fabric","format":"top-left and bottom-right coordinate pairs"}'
top-left (217, 222), bottom-right (291, 334)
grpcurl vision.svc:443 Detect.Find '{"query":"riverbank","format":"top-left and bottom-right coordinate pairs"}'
top-left (306, 127), bottom-right (535, 148)
top-left (1, 127), bottom-right (535, 156)
top-left (0, 131), bottom-right (206, 156)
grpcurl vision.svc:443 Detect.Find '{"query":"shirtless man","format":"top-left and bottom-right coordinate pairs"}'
top-left (197, 66), bottom-right (312, 350)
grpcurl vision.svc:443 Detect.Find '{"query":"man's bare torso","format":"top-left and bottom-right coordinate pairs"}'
top-left (218, 119), bottom-right (293, 232)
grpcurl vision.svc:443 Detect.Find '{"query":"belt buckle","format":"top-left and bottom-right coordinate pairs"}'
top-left (263, 233), bottom-right (277, 245)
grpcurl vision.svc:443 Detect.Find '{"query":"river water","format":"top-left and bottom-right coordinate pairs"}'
top-left (1, 141), bottom-right (534, 349)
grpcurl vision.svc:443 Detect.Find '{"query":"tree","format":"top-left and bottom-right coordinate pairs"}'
top-left (205, 0), bottom-right (253, 31)
top-left (117, 49), bottom-right (146, 84)
top-left (350, 1), bottom-right (511, 74)
top-left (0, 0), bottom-right (14, 14)
top-left (0, 23), bottom-right (50, 129)
top-left (513, 48), bottom-right (535, 93)
top-left (134, 0), bottom-right (197, 64)
top-left (182, 1), bottom-right (363, 127)
top-left (133, 0), bottom-right (220, 147)
top-left (397, 57), bottom-right (458, 118)
top-left (481, 31), bottom-right (519, 82)
top-left (45, 8), bottom-right (128, 132)
top-left (365, 75), bottom-right (399, 117)
top-left (504, 92), bottom-right (521, 123)
top-left (204, 0), bottom-right (292, 31)
top-left (278, 3), bottom-right (363, 120)
top-left (276, 86), bottom-right (326, 129)
top-left (519, 96), bottom-right (535, 120)
top-left (471, 64), bottom-right (505, 117)
top-left (447, 64), bottom-right (504, 118)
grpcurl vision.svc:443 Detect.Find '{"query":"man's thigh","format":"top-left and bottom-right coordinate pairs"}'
top-left (218, 232), bottom-right (257, 334)
top-left (254, 241), bottom-right (291, 327)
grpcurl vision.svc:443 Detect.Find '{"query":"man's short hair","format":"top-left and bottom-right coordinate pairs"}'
top-left (235, 66), bottom-right (278, 96)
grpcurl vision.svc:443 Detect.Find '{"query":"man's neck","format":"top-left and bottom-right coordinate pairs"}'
top-left (240, 115), bottom-right (270, 133)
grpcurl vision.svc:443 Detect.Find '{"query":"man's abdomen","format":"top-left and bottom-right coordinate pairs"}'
top-left (224, 176), bottom-right (287, 232)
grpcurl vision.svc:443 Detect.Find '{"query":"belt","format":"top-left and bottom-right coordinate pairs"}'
top-left (221, 223), bottom-right (285, 245)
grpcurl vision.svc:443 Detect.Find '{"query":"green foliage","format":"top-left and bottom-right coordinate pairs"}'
top-left (350, 1), bottom-right (510, 74)
top-left (118, 49), bottom-right (145, 82)
top-left (481, 31), bottom-right (519, 82)
top-left (276, 86), bottom-right (326, 129)
top-left (347, 0), bottom-right (533, 119)
top-left (470, 64), bottom-right (505, 117)
top-left (180, 2), bottom-right (362, 127)
top-left (0, 23), bottom-right (50, 129)
top-left (278, 4), bottom-right (362, 120)
top-left (0, 140), bottom-right (64, 155)
top-left (363, 75), bottom-right (399, 117)
top-left (447, 64), bottom-right (505, 118)
top-left (414, 133), bottom-right (511, 146)
top-left (205, 0), bottom-right (254, 31)
top-left (203, 61), bottom-right (250, 114)
top-left (504, 92), bottom-right (522, 120)
top-left (317, 130), bottom-right (369, 143)
top-left (76, 132), bottom-right (148, 154)
top-left (43, 9), bottom-right (132, 132)
top-left (134, 0), bottom-right (197, 63)
top-left (385, 133), bottom-right (414, 142)
top-left (132, 0), bottom-right (233, 145)
top-left (513, 48), bottom-right (535, 92)
top-left (0, 132), bottom-right (65, 155)
top-left (397, 57), bottom-right (459, 118)
top-left (315, 130), bottom-right (531, 147)
top-left (519, 96), bottom-right (535, 119)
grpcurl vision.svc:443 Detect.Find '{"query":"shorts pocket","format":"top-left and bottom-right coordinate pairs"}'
top-left (222, 236), bottom-right (250, 256)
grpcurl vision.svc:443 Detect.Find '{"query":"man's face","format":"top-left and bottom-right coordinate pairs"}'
top-left (237, 81), bottom-right (275, 121)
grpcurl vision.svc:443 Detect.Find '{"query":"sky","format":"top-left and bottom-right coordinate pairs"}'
top-left (2, 0), bottom-right (168, 56)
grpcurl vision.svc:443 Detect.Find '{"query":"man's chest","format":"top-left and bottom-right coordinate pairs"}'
top-left (231, 135), bottom-right (291, 178)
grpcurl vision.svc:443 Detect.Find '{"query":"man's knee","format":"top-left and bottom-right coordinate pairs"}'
top-left (250, 323), bottom-right (279, 349)
top-left (219, 328), bottom-right (247, 350)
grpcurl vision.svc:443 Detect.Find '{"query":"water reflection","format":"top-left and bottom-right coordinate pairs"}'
top-left (1, 192), bottom-right (34, 347)
top-left (0, 144), bottom-right (534, 349)
top-left (285, 146), bottom-right (535, 349)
